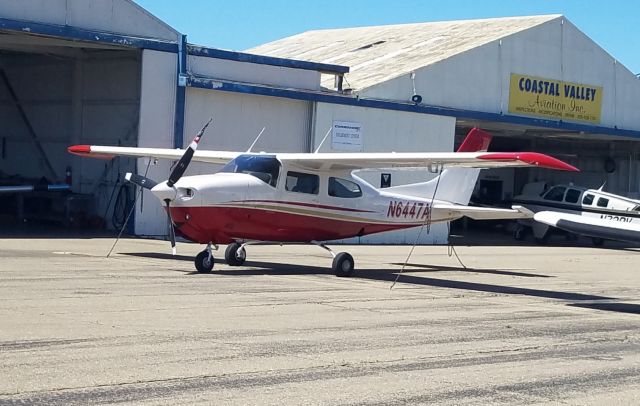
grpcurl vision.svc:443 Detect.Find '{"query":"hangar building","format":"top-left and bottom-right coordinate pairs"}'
top-left (1, 3), bottom-right (639, 245)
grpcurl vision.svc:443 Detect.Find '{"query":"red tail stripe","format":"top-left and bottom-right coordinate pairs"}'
top-left (457, 128), bottom-right (492, 152)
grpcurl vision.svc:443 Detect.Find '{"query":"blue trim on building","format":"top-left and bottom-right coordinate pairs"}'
top-left (173, 35), bottom-right (187, 149)
top-left (0, 17), bottom-right (178, 53)
top-left (186, 45), bottom-right (349, 74)
top-left (186, 76), bottom-right (640, 140)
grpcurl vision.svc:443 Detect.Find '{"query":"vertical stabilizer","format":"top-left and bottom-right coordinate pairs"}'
top-left (383, 128), bottom-right (492, 204)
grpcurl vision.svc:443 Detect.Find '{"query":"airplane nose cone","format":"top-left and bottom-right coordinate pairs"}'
top-left (151, 182), bottom-right (177, 202)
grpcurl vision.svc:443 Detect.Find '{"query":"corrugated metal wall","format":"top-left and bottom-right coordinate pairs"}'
top-left (134, 49), bottom-right (177, 237)
top-left (183, 89), bottom-right (312, 177)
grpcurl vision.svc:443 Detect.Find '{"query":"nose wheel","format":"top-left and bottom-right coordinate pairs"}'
top-left (194, 243), bottom-right (215, 273)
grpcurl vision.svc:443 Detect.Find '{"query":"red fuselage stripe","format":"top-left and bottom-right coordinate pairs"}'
top-left (170, 205), bottom-right (421, 244)
top-left (230, 199), bottom-right (377, 213)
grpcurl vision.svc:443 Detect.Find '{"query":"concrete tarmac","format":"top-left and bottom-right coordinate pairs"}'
top-left (0, 237), bottom-right (639, 405)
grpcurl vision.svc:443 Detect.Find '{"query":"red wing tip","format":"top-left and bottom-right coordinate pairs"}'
top-left (67, 145), bottom-right (115, 159)
top-left (479, 152), bottom-right (579, 172)
top-left (68, 145), bottom-right (91, 154)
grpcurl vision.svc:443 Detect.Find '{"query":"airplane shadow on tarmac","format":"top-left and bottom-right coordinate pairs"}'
top-left (122, 252), bottom-right (640, 315)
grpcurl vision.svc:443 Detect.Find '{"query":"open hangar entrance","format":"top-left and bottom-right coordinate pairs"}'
top-left (0, 31), bottom-right (141, 232)
top-left (453, 120), bottom-right (640, 209)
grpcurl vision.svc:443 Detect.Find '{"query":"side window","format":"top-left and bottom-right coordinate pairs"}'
top-left (328, 177), bottom-right (362, 198)
top-left (285, 171), bottom-right (319, 194)
top-left (564, 189), bottom-right (581, 204)
top-left (597, 197), bottom-right (609, 208)
top-left (582, 193), bottom-right (595, 205)
top-left (543, 186), bottom-right (566, 202)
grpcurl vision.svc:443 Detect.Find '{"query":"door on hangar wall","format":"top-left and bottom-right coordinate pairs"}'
top-left (0, 33), bottom-right (141, 231)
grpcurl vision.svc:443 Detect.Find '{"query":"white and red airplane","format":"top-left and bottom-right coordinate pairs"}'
top-left (68, 122), bottom-right (577, 276)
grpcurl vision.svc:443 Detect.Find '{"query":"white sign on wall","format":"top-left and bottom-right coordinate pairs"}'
top-left (331, 120), bottom-right (362, 151)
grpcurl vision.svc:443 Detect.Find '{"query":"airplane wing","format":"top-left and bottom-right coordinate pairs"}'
top-left (68, 145), bottom-right (239, 165)
top-left (275, 152), bottom-right (578, 171)
top-left (68, 146), bottom-right (577, 172)
top-left (433, 204), bottom-right (534, 220)
top-left (534, 211), bottom-right (640, 243)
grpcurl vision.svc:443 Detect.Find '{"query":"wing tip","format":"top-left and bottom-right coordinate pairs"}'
top-left (68, 145), bottom-right (115, 159)
top-left (478, 152), bottom-right (579, 172)
top-left (68, 145), bottom-right (91, 155)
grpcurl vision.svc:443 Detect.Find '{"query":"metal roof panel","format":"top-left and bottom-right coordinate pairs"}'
top-left (249, 15), bottom-right (562, 90)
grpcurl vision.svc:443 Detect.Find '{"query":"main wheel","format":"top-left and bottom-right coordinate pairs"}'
top-left (225, 242), bottom-right (246, 266)
top-left (332, 252), bottom-right (354, 277)
top-left (513, 225), bottom-right (526, 241)
top-left (195, 250), bottom-right (214, 273)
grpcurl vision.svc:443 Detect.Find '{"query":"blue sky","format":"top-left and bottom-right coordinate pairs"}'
top-left (135, 0), bottom-right (640, 74)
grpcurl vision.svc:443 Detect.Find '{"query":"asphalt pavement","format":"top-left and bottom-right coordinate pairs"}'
top-left (0, 236), bottom-right (639, 405)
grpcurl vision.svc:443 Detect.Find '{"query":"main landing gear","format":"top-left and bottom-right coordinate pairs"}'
top-left (315, 241), bottom-right (355, 277)
top-left (224, 242), bottom-right (246, 266)
top-left (192, 241), bottom-right (356, 277)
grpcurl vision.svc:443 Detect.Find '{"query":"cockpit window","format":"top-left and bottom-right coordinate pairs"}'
top-left (328, 177), bottom-right (362, 198)
top-left (220, 155), bottom-right (280, 187)
top-left (564, 189), bottom-right (581, 204)
top-left (543, 186), bottom-right (566, 202)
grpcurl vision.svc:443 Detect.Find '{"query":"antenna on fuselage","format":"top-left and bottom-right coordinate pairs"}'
top-left (314, 127), bottom-right (332, 153)
top-left (246, 127), bottom-right (266, 153)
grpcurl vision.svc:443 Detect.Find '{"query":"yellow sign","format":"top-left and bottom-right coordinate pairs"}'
top-left (508, 73), bottom-right (603, 124)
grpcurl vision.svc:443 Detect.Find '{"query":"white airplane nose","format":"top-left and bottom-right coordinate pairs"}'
top-left (151, 182), bottom-right (177, 202)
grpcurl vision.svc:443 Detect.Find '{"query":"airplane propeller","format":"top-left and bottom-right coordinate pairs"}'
top-left (124, 118), bottom-right (213, 254)
top-left (165, 199), bottom-right (177, 255)
top-left (167, 118), bottom-right (212, 187)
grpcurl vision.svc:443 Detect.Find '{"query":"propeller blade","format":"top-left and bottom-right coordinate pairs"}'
top-left (124, 172), bottom-right (158, 190)
top-left (165, 199), bottom-right (177, 255)
top-left (167, 118), bottom-right (213, 187)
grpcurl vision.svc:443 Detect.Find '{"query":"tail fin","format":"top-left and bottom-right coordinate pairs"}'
top-left (383, 128), bottom-right (491, 204)
top-left (456, 128), bottom-right (492, 153)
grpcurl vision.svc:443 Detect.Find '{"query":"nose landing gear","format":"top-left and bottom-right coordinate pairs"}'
top-left (195, 242), bottom-right (216, 273)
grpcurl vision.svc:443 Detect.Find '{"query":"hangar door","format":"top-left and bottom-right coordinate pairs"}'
top-left (0, 33), bottom-right (141, 231)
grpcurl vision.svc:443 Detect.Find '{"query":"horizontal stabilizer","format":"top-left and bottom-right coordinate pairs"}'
top-left (433, 203), bottom-right (533, 220)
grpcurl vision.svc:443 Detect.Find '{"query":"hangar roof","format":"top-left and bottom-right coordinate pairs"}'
top-left (0, 0), bottom-right (180, 43)
top-left (249, 15), bottom-right (561, 90)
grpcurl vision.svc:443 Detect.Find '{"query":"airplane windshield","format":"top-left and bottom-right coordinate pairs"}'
top-left (220, 154), bottom-right (280, 187)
